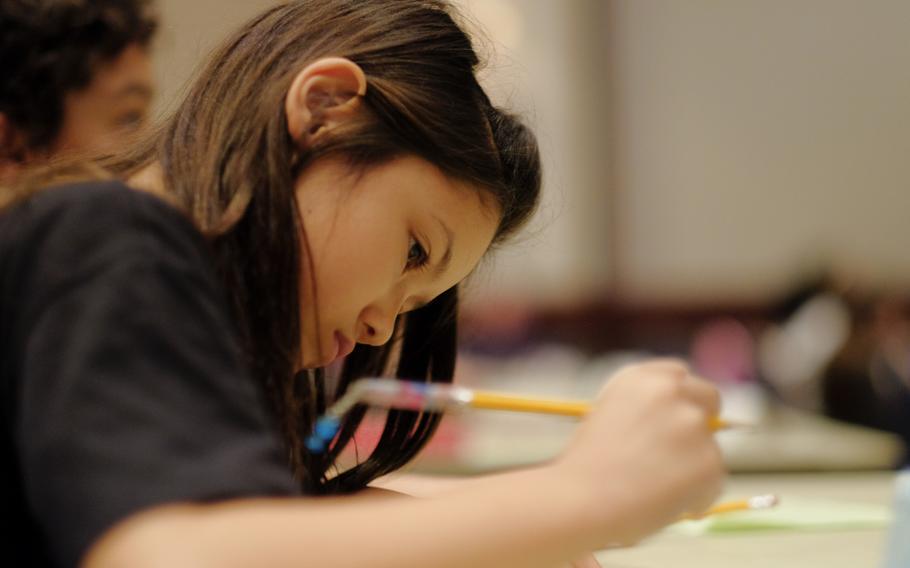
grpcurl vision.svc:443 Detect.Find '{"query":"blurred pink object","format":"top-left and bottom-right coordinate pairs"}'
top-left (690, 318), bottom-right (756, 383)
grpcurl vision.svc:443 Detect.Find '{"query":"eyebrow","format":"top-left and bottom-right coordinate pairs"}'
top-left (113, 83), bottom-right (154, 101)
top-left (431, 214), bottom-right (454, 278)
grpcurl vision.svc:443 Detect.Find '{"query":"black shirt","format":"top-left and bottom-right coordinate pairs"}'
top-left (0, 182), bottom-right (299, 567)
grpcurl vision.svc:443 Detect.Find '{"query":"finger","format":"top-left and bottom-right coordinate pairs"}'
top-left (680, 373), bottom-right (721, 417)
top-left (632, 357), bottom-right (691, 378)
top-left (569, 553), bottom-right (603, 568)
top-left (600, 358), bottom-right (690, 395)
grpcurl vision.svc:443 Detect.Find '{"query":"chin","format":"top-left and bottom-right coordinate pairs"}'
top-left (303, 359), bottom-right (331, 370)
top-left (297, 352), bottom-right (324, 370)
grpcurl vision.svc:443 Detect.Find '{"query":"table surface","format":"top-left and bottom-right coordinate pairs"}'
top-left (594, 471), bottom-right (896, 568)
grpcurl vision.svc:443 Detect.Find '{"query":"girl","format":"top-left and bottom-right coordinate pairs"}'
top-left (1, 1), bottom-right (725, 567)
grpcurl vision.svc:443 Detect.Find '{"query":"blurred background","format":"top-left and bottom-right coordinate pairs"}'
top-left (150, 0), bottom-right (910, 473)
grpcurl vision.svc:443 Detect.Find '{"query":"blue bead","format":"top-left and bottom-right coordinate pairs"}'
top-left (305, 436), bottom-right (326, 452)
top-left (315, 416), bottom-right (341, 438)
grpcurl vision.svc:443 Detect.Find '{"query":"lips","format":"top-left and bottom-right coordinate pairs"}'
top-left (331, 331), bottom-right (356, 364)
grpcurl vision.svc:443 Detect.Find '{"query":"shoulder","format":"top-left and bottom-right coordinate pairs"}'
top-left (1, 179), bottom-right (206, 270)
top-left (0, 180), bottom-right (215, 316)
top-left (4, 180), bottom-right (197, 245)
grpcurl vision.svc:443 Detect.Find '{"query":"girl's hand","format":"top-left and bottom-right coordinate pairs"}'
top-left (567, 553), bottom-right (602, 567)
top-left (553, 359), bottom-right (726, 547)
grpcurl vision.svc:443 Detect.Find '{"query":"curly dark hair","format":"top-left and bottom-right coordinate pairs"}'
top-left (0, 0), bottom-right (158, 153)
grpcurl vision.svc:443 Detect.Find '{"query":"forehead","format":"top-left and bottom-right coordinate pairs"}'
top-left (92, 43), bottom-right (153, 97)
top-left (64, 43), bottom-right (153, 112)
top-left (370, 155), bottom-right (499, 228)
top-left (368, 155), bottom-right (500, 274)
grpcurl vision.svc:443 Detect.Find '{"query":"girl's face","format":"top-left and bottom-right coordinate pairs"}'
top-left (294, 154), bottom-right (499, 369)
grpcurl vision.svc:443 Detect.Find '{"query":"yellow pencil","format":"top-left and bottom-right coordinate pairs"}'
top-left (469, 390), bottom-right (747, 432)
top-left (306, 378), bottom-right (751, 452)
top-left (680, 494), bottom-right (779, 521)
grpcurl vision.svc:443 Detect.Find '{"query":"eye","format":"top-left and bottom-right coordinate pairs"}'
top-left (405, 236), bottom-right (429, 271)
top-left (114, 110), bottom-right (146, 130)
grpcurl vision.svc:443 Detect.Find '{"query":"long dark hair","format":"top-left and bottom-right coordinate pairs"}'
top-left (16, 0), bottom-right (542, 494)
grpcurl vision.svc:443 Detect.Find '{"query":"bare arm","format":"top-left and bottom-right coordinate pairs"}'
top-left (83, 360), bottom-right (725, 568)
top-left (369, 471), bottom-right (517, 497)
top-left (368, 472), bottom-right (606, 567)
top-left (84, 465), bottom-right (599, 568)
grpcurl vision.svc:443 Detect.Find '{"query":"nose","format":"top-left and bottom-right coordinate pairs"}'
top-left (356, 303), bottom-right (399, 346)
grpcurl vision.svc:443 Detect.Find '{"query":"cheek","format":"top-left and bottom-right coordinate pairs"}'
top-left (54, 103), bottom-right (112, 154)
top-left (305, 227), bottom-right (400, 315)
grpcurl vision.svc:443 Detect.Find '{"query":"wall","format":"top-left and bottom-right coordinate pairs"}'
top-left (609, 0), bottom-right (910, 303)
top-left (151, 0), bottom-right (276, 116)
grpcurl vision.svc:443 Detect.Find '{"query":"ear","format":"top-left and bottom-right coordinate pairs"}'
top-left (285, 57), bottom-right (367, 147)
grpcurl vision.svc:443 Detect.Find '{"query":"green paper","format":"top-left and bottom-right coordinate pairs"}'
top-left (672, 497), bottom-right (892, 535)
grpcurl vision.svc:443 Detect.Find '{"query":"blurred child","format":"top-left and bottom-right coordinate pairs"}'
top-left (0, 0), bottom-right (157, 183)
